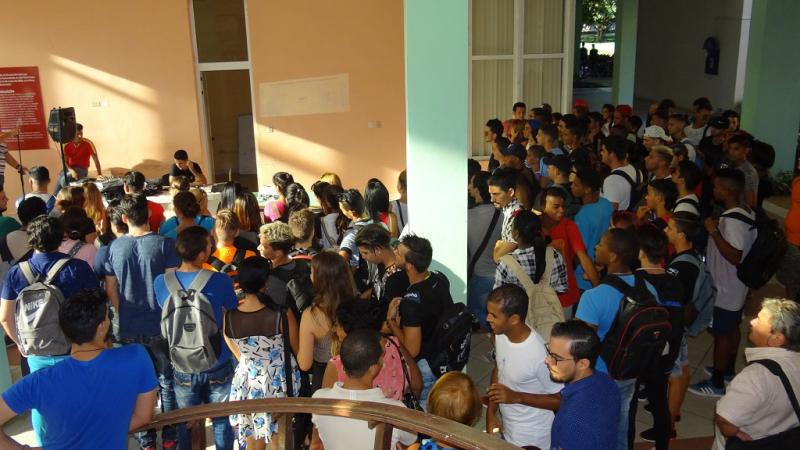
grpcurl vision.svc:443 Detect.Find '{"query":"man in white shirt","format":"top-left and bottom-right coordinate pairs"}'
top-left (684, 97), bottom-right (713, 146)
top-left (689, 169), bottom-right (757, 398)
top-left (667, 114), bottom-right (698, 162)
top-left (486, 284), bottom-right (563, 449)
top-left (600, 135), bottom-right (641, 211)
top-left (312, 329), bottom-right (417, 450)
top-left (15, 166), bottom-right (55, 213)
top-left (713, 298), bottom-right (800, 449)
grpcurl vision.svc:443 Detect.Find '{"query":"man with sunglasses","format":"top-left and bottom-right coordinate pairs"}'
top-left (547, 320), bottom-right (620, 450)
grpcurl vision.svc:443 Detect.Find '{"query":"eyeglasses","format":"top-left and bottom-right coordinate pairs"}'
top-left (544, 343), bottom-right (575, 365)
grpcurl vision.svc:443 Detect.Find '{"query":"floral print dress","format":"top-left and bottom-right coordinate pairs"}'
top-left (228, 334), bottom-right (301, 444)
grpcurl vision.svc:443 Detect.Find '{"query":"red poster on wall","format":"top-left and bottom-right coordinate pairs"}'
top-left (0, 67), bottom-right (49, 150)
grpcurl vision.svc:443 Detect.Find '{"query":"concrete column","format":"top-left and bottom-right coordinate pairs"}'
top-left (404, 0), bottom-right (468, 301)
top-left (611, 0), bottom-right (638, 105)
top-left (740, 0), bottom-right (800, 171)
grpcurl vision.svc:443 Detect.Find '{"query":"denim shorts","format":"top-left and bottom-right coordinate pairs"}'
top-left (670, 335), bottom-right (689, 377)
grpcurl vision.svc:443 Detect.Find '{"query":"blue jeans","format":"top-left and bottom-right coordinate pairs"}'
top-left (615, 378), bottom-right (636, 450)
top-left (119, 336), bottom-right (179, 448)
top-left (417, 358), bottom-right (438, 411)
top-left (467, 275), bottom-right (494, 328)
top-left (27, 354), bottom-right (69, 446)
top-left (174, 360), bottom-right (235, 450)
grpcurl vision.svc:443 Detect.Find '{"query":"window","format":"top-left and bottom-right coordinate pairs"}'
top-left (470, 0), bottom-right (574, 157)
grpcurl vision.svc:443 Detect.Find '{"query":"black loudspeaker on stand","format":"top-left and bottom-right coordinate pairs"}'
top-left (47, 107), bottom-right (76, 188)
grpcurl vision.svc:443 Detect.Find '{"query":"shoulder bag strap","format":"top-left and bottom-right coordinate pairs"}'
top-left (19, 261), bottom-right (38, 285)
top-left (500, 254), bottom-right (536, 293)
top-left (187, 269), bottom-right (214, 292)
top-left (281, 307), bottom-right (295, 398)
top-left (602, 274), bottom-right (633, 298)
top-left (67, 240), bottom-right (85, 257)
top-left (45, 258), bottom-right (72, 283)
top-left (750, 359), bottom-right (800, 423)
top-left (611, 169), bottom-right (636, 188)
top-left (207, 255), bottom-right (225, 272)
top-left (164, 270), bottom-right (184, 295)
top-left (386, 336), bottom-right (414, 398)
top-left (321, 218), bottom-right (336, 248)
top-left (721, 212), bottom-right (757, 228)
top-left (468, 208), bottom-right (501, 280)
top-left (395, 200), bottom-right (405, 228)
top-left (232, 248), bottom-right (247, 266)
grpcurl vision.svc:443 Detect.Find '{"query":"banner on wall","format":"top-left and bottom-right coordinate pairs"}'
top-left (0, 67), bottom-right (49, 150)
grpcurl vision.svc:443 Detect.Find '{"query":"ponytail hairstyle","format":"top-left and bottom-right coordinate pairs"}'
top-left (513, 210), bottom-right (551, 283)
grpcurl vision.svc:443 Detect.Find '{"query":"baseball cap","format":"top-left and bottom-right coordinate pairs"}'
top-left (501, 143), bottom-right (528, 161)
top-left (29, 166), bottom-right (50, 182)
top-left (709, 116), bottom-right (729, 129)
top-left (643, 126), bottom-right (673, 142)
top-left (543, 154), bottom-right (572, 174)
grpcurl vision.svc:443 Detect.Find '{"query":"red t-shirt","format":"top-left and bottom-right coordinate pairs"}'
top-left (147, 200), bottom-right (165, 232)
top-left (545, 218), bottom-right (586, 307)
top-left (64, 140), bottom-right (94, 168)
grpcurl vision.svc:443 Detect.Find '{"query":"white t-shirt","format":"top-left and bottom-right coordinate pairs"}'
top-left (601, 164), bottom-right (640, 211)
top-left (4, 229), bottom-right (30, 262)
top-left (15, 192), bottom-right (55, 210)
top-left (495, 329), bottom-right (563, 449)
top-left (706, 207), bottom-right (757, 311)
top-left (312, 383), bottom-right (417, 450)
top-left (673, 194), bottom-right (700, 216)
top-left (713, 347), bottom-right (800, 449)
top-left (680, 138), bottom-right (698, 163)
top-left (683, 125), bottom-right (706, 146)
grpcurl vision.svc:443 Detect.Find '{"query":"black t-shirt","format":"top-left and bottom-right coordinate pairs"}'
top-left (641, 271), bottom-right (684, 370)
top-left (399, 272), bottom-right (452, 361)
top-left (699, 136), bottom-right (724, 169)
top-left (169, 162), bottom-right (203, 183)
top-left (667, 250), bottom-right (701, 307)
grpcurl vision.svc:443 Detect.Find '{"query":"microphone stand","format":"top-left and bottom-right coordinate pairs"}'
top-left (16, 121), bottom-right (24, 196)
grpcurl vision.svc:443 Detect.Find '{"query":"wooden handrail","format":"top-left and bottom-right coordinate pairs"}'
top-left (132, 398), bottom-right (520, 450)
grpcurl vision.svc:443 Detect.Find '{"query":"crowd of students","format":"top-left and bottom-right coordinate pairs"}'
top-left (0, 96), bottom-right (797, 450)
top-left (467, 98), bottom-right (800, 449)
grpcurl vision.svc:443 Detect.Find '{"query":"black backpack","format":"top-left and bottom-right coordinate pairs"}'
top-left (609, 169), bottom-right (645, 212)
top-left (600, 273), bottom-right (672, 380)
top-left (425, 273), bottom-right (473, 378)
top-left (720, 211), bottom-right (787, 289)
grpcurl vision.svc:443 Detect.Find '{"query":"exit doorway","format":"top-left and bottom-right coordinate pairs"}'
top-left (190, 0), bottom-right (258, 190)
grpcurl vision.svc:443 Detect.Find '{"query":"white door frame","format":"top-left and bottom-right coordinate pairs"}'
top-left (188, 0), bottom-right (259, 184)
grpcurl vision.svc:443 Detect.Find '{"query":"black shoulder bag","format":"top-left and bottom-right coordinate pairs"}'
top-left (468, 208), bottom-right (501, 281)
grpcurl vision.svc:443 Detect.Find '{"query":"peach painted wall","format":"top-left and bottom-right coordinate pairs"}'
top-left (246, 0), bottom-right (407, 195)
top-left (0, 1), bottom-right (204, 212)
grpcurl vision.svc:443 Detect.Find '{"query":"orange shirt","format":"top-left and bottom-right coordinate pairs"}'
top-left (204, 245), bottom-right (256, 276)
top-left (64, 140), bottom-right (94, 168)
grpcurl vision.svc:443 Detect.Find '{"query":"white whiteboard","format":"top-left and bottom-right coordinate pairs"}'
top-left (259, 73), bottom-right (350, 117)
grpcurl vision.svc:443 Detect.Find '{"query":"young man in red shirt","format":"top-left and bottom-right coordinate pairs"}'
top-left (54, 123), bottom-right (102, 193)
top-left (539, 187), bottom-right (599, 318)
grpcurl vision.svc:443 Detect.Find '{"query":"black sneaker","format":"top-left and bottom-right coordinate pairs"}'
top-left (639, 427), bottom-right (676, 442)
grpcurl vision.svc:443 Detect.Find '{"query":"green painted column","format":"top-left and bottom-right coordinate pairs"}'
top-left (611, 0), bottom-right (638, 105)
top-left (404, 0), bottom-right (468, 302)
top-left (740, 0), bottom-right (800, 172)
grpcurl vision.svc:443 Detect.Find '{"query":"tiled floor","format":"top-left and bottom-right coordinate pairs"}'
top-left (5, 278), bottom-right (787, 449)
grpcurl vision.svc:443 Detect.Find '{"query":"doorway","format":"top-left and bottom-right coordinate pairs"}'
top-left (191, 0), bottom-right (258, 190)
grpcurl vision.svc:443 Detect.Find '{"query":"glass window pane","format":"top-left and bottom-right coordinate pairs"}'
top-left (523, 59), bottom-right (562, 111)
top-left (472, 0), bottom-right (515, 56)
top-left (193, 0), bottom-right (248, 62)
top-left (524, 0), bottom-right (564, 54)
top-left (471, 60), bottom-right (514, 157)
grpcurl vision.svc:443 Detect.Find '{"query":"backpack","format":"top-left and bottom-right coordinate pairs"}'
top-left (609, 168), bottom-right (645, 212)
top-left (207, 248), bottom-right (247, 278)
top-left (14, 259), bottom-right (72, 356)
top-left (423, 273), bottom-right (473, 378)
top-left (720, 211), bottom-right (787, 289)
top-left (671, 252), bottom-right (716, 336)
top-left (160, 270), bottom-right (222, 373)
top-left (599, 273), bottom-right (672, 380)
top-left (500, 247), bottom-right (565, 341)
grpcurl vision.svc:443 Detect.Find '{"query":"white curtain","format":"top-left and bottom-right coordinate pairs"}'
top-left (471, 60), bottom-right (514, 157)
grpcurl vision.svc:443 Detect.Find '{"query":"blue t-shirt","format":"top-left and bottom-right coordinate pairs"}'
top-left (574, 197), bottom-right (614, 290)
top-left (550, 372), bottom-right (620, 450)
top-left (104, 234), bottom-right (180, 338)
top-left (1, 251), bottom-right (99, 300)
top-left (2, 344), bottom-right (157, 450)
top-left (158, 215), bottom-right (215, 240)
top-left (575, 275), bottom-right (658, 373)
top-left (94, 244), bottom-right (110, 277)
top-left (154, 270), bottom-right (238, 371)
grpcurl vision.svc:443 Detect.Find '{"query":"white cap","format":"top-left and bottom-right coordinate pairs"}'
top-left (643, 125), bottom-right (673, 142)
